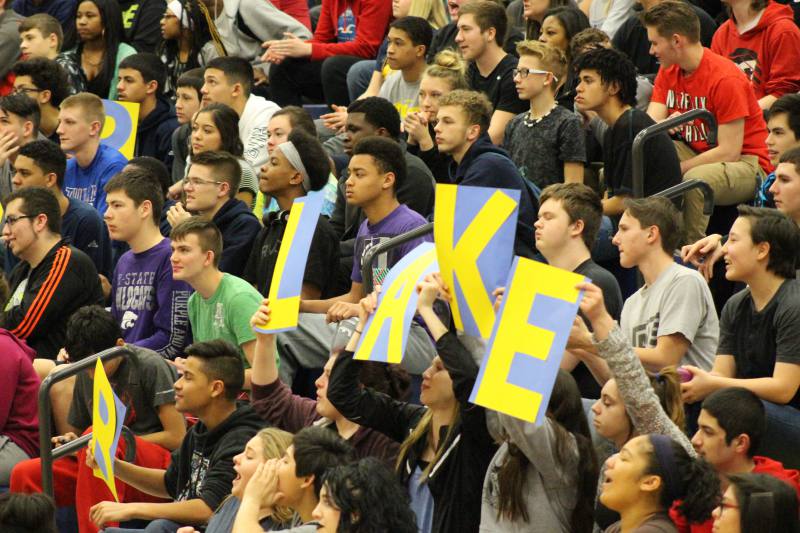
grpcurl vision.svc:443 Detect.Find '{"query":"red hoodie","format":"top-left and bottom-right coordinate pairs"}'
top-left (309, 0), bottom-right (392, 61)
top-left (0, 329), bottom-right (40, 459)
top-left (711, 1), bottom-right (800, 100)
top-left (669, 456), bottom-right (800, 533)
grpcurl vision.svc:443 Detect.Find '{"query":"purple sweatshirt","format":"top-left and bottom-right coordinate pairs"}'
top-left (111, 238), bottom-right (193, 359)
top-left (0, 329), bottom-right (40, 458)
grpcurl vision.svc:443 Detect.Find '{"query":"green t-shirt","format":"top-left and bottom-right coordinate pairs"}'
top-left (188, 274), bottom-right (262, 368)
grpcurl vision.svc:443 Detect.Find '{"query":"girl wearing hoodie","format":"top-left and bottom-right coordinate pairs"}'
top-left (711, 0), bottom-right (800, 110)
top-left (327, 276), bottom-right (496, 533)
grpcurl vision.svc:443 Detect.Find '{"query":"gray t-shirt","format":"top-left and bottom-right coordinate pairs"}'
top-left (620, 262), bottom-right (718, 370)
top-left (378, 71), bottom-right (421, 120)
top-left (68, 344), bottom-right (178, 435)
top-left (502, 105), bottom-right (586, 189)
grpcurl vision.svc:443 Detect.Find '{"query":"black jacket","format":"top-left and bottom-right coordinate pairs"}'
top-left (2, 241), bottom-right (103, 359)
top-left (118, 0), bottom-right (166, 52)
top-left (328, 332), bottom-right (497, 533)
top-left (135, 96), bottom-right (179, 169)
top-left (164, 404), bottom-right (264, 511)
top-left (213, 198), bottom-right (261, 277)
top-left (448, 133), bottom-right (538, 258)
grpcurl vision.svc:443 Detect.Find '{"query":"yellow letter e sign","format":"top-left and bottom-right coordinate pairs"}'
top-left (469, 258), bottom-right (585, 424)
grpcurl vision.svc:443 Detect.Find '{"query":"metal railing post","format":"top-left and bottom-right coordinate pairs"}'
top-left (632, 109), bottom-right (718, 199)
top-left (38, 346), bottom-right (132, 498)
top-left (361, 222), bottom-right (434, 294)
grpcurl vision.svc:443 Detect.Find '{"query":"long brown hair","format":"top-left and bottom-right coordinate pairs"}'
top-left (395, 402), bottom-right (460, 480)
top-left (496, 370), bottom-right (598, 531)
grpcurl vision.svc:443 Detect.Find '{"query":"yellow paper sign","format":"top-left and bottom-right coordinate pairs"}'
top-left (355, 243), bottom-right (438, 363)
top-left (92, 358), bottom-right (127, 500)
top-left (470, 258), bottom-right (585, 424)
top-left (434, 184), bottom-right (519, 339)
top-left (254, 192), bottom-right (325, 333)
top-left (101, 100), bottom-right (140, 159)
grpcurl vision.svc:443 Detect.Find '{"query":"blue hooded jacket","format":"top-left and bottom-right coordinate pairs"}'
top-left (448, 133), bottom-right (538, 258)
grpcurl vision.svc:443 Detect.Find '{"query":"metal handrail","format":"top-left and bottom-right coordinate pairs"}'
top-left (361, 222), bottom-right (433, 294)
top-left (38, 345), bottom-right (132, 497)
top-left (632, 109), bottom-right (718, 199)
top-left (654, 179), bottom-right (715, 215)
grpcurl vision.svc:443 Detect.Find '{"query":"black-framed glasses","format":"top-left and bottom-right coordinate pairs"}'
top-left (512, 68), bottom-right (558, 83)
top-left (4, 214), bottom-right (36, 227)
top-left (12, 86), bottom-right (42, 96)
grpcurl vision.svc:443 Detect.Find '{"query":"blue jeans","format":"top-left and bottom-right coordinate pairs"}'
top-left (346, 59), bottom-right (376, 101)
top-left (759, 401), bottom-right (800, 470)
top-left (103, 519), bottom-right (182, 533)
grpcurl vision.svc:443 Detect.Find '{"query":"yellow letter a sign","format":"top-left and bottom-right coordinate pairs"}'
top-left (470, 258), bottom-right (585, 424)
top-left (355, 242), bottom-right (438, 364)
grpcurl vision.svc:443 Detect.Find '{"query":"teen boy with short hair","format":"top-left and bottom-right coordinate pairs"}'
top-left (17, 13), bottom-right (84, 90)
top-left (166, 150), bottom-right (260, 276)
top-left (12, 57), bottom-right (71, 141)
top-left (377, 16), bottom-right (433, 120)
top-left (671, 387), bottom-right (800, 532)
top-left (277, 137), bottom-right (434, 385)
top-left (10, 139), bottom-right (111, 277)
top-left (681, 206), bottom-right (800, 469)
top-left (87, 339), bottom-right (264, 532)
top-left (434, 89), bottom-right (537, 257)
top-left (58, 92), bottom-right (128, 213)
top-left (574, 47), bottom-right (681, 216)
top-left (0, 93), bottom-right (41, 200)
top-left (643, 1), bottom-right (771, 243)
top-left (169, 218), bottom-right (263, 388)
top-left (1, 187), bottom-right (104, 359)
top-left (455, 0), bottom-right (527, 144)
top-left (105, 168), bottom-right (193, 360)
top-left (504, 40), bottom-right (584, 189)
top-left (116, 52), bottom-right (179, 168)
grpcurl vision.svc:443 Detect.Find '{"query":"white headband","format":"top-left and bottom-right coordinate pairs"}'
top-left (167, 1), bottom-right (191, 29)
top-left (276, 141), bottom-right (311, 192)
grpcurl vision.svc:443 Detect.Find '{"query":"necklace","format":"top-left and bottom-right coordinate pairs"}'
top-left (523, 103), bottom-right (558, 128)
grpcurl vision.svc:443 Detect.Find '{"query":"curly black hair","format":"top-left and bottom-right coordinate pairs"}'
top-left (323, 457), bottom-right (417, 533)
top-left (645, 436), bottom-right (720, 524)
top-left (572, 47), bottom-right (638, 108)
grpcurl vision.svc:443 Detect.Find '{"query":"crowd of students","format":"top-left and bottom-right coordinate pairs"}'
top-left (0, 0), bottom-right (800, 531)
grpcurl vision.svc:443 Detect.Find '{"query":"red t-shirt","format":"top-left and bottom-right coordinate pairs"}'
top-left (651, 48), bottom-right (771, 173)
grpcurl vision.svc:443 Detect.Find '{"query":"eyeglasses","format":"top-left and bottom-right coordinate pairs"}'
top-left (512, 68), bottom-right (558, 83)
top-left (716, 502), bottom-right (739, 516)
top-left (12, 87), bottom-right (42, 96)
top-left (4, 214), bottom-right (36, 227)
top-left (182, 177), bottom-right (224, 188)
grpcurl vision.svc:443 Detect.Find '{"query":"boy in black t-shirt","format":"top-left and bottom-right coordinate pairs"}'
top-left (532, 183), bottom-right (622, 398)
top-left (681, 206), bottom-right (800, 468)
top-left (573, 48), bottom-right (681, 216)
top-left (456, 0), bottom-right (527, 144)
top-left (244, 129), bottom-right (339, 299)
